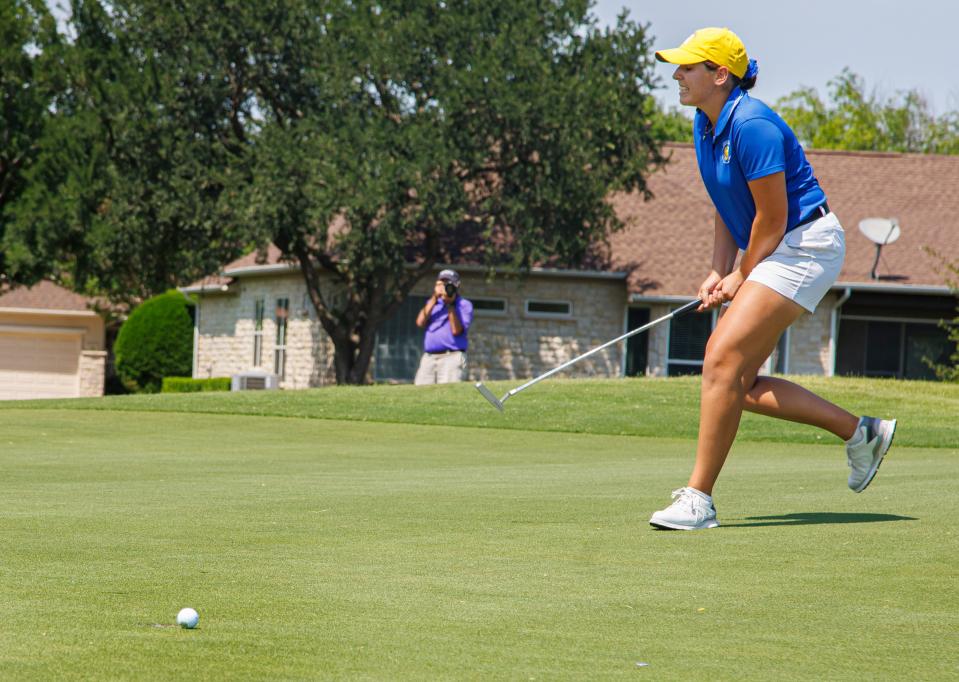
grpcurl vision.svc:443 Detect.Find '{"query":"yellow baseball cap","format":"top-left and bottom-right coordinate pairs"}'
top-left (655, 27), bottom-right (749, 79)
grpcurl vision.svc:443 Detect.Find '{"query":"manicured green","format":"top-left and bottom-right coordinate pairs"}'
top-left (161, 376), bottom-right (231, 393)
top-left (4, 375), bottom-right (958, 448)
top-left (1, 378), bottom-right (956, 679)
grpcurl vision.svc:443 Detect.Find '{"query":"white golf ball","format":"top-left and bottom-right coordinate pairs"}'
top-left (176, 607), bottom-right (199, 629)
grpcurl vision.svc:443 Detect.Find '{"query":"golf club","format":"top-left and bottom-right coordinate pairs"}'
top-left (475, 298), bottom-right (702, 411)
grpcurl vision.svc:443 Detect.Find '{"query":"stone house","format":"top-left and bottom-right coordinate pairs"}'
top-left (184, 144), bottom-right (959, 386)
top-left (0, 281), bottom-right (106, 399)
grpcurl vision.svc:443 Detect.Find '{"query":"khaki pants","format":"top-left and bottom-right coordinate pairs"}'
top-left (414, 351), bottom-right (467, 385)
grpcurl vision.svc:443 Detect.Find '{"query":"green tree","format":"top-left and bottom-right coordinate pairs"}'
top-left (650, 103), bottom-right (693, 143)
top-left (0, 1), bottom-right (61, 280)
top-left (3, 0), bottom-right (247, 302)
top-left (776, 68), bottom-right (959, 154)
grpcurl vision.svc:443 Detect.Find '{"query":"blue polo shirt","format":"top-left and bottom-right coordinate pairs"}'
top-left (693, 88), bottom-right (826, 250)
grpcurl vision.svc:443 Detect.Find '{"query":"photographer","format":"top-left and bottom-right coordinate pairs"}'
top-left (414, 269), bottom-right (473, 385)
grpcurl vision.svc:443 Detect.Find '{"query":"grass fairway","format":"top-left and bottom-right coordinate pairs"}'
top-left (1, 378), bottom-right (958, 679)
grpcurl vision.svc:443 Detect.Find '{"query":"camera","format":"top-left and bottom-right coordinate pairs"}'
top-left (443, 282), bottom-right (457, 298)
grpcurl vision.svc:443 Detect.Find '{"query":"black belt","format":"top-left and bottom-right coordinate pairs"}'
top-left (797, 201), bottom-right (830, 227)
top-left (427, 349), bottom-right (461, 355)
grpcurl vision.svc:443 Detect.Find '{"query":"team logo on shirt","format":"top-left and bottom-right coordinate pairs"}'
top-left (721, 140), bottom-right (731, 164)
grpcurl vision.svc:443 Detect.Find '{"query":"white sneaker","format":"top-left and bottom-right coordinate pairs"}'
top-left (846, 417), bottom-right (897, 492)
top-left (649, 487), bottom-right (719, 530)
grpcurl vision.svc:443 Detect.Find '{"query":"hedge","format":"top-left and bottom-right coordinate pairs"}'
top-left (161, 377), bottom-right (232, 393)
top-left (114, 290), bottom-right (195, 393)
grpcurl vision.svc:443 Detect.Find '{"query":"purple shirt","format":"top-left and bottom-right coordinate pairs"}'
top-left (423, 297), bottom-right (473, 353)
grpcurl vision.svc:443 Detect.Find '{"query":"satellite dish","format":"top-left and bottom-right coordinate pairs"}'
top-left (858, 218), bottom-right (901, 280)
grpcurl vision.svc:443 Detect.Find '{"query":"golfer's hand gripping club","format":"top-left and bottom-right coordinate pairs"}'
top-left (475, 298), bottom-right (702, 411)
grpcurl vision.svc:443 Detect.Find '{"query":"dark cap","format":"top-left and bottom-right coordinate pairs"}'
top-left (437, 269), bottom-right (461, 287)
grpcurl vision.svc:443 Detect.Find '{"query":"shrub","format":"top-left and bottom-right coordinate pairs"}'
top-left (161, 377), bottom-right (231, 393)
top-left (114, 290), bottom-right (195, 393)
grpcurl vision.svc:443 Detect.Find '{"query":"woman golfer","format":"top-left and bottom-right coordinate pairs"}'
top-left (649, 28), bottom-right (896, 530)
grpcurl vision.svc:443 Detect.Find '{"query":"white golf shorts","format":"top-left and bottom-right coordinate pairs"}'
top-left (747, 212), bottom-right (845, 313)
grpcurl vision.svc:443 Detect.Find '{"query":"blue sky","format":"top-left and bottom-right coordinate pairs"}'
top-left (593, 0), bottom-right (959, 115)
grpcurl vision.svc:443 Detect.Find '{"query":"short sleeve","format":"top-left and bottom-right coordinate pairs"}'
top-left (734, 118), bottom-right (786, 181)
top-left (458, 298), bottom-right (473, 330)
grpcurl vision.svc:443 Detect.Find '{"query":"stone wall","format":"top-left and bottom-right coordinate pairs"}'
top-left (194, 272), bottom-right (336, 388)
top-left (786, 291), bottom-right (838, 375)
top-left (412, 273), bottom-right (627, 381)
top-left (79, 350), bottom-right (107, 397)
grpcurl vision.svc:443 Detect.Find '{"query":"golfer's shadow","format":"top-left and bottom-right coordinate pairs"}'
top-left (724, 512), bottom-right (917, 527)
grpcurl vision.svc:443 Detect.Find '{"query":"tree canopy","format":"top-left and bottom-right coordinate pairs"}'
top-left (775, 68), bottom-right (959, 154)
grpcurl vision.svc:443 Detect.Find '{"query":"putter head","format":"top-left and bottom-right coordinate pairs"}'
top-left (474, 381), bottom-right (504, 412)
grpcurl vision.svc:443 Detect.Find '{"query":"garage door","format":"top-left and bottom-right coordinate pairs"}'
top-left (0, 332), bottom-right (81, 400)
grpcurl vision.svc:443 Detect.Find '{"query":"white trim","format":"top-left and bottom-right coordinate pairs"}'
top-left (831, 281), bottom-right (952, 295)
top-left (223, 263), bottom-right (298, 277)
top-left (214, 259), bottom-right (628, 283)
top-left (524, 299), bottom-right (573, 319)
top-left (192, 298), bottom-right (201, 378)
top-left (829, 287), bottom-right (852, 377)
top-left (0, 306), bottom-right (99, 318)
top-left (0, 324), bottom-right (86, 336)
top-left (180, 283), bottom-right (232, 295)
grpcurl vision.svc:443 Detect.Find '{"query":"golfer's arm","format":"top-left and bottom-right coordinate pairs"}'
top-left (447, 304), bottom-right (464, 336)
top-left (740, 172), bottom-right (788, 278)
top-left (712, 212), bottom-right (738, 277)
top-left (416, 296), bottom-right (437, 328)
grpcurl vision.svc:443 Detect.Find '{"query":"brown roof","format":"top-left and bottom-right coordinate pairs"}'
top-left (610, 143), bottom-right (959, 297)
top-left (0, 280), bottom-right (98, 312)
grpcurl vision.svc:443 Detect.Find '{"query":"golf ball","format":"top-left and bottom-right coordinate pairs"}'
top-left (176, 607), bottom-right (199, 629)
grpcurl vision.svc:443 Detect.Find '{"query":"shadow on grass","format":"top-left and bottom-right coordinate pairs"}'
top-left (724, 512), bottom-right (917, 527)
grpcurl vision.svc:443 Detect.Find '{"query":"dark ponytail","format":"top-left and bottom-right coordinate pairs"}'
top-left (704, 58), bottom-right (759, 91)
top-left (739, 59), bottom-right (759, 91)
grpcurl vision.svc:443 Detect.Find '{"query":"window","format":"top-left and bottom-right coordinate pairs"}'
top-left (252, 298), bottom-right (265, 367)
top-left (274, 297), bottom-right (289, 380)
top-left (667, 305), bottom-right (714, 376)
top-left (374, 295), bottom-right (429, 382)
top-left (835, 292), bottom-right (957, 381)
top-left (837, 317), bottom-right (954, 380)
top-left (472, 298), bottom-right (507, 316)
top-left (525, 300), bottom-right (572, 319)
top-left (625, 307), bottom-right (651, 376)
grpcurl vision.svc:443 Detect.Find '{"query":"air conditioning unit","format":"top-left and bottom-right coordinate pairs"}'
top-left (231, 370), bottom-right (280, 391)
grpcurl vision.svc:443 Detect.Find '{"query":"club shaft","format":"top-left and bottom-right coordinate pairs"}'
top-left (506, 299), bottom-right (700, 398)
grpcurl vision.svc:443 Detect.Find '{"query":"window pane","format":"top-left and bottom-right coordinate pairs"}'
top-left (275, 298), bottom-right (289, 346)
top-left (904, 323), bottom-right (952, 380)
top-left (669, 311), bottom-right (711, 362)
top-left (527, 301), bottom-right (571, 315)
top-left (864, 321), bottom-right (901, 377)
top-left (836, 318), bottom-right (868, 377)
top-left (254, 299), bottom-right (265, 330)
top-left (473, 298), bottom-right (506, 312)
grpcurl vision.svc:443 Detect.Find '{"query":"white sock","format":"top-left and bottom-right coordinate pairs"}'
top-left (688, 487), bottom-right (713, 504)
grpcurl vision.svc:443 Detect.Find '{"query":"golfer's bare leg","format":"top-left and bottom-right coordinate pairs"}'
top-left (744, 377), bottom-right (858, 439)
top-left (688, 282), bottom-right (806, 495)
